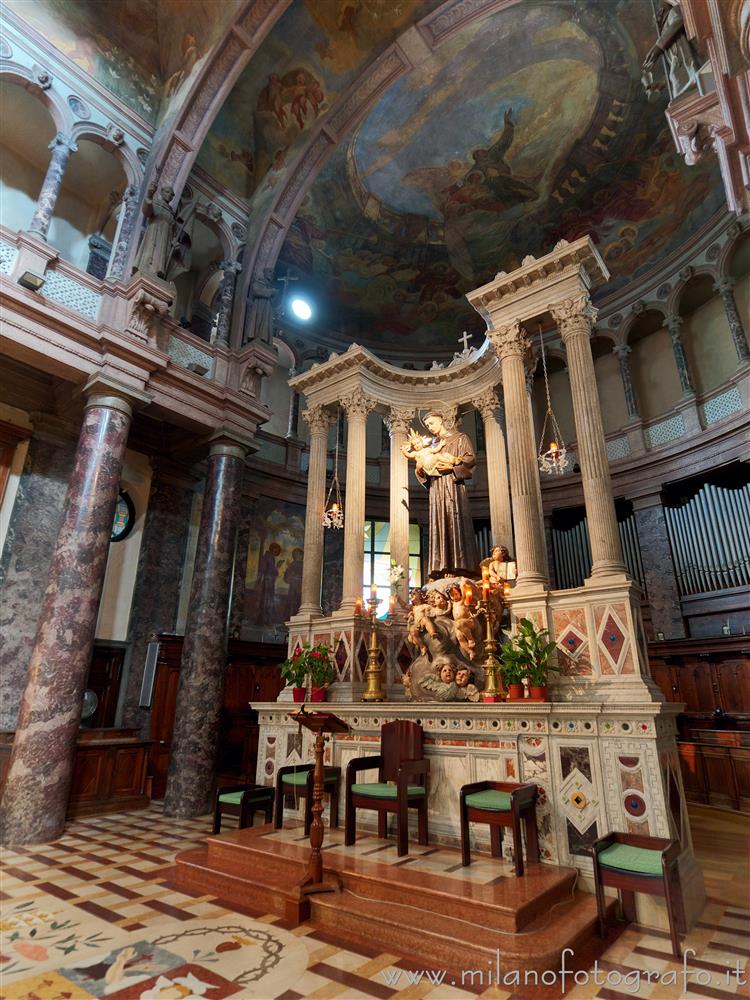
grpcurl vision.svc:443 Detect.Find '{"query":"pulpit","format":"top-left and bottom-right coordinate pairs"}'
top-left (289, 707), bottom-right (349, 896)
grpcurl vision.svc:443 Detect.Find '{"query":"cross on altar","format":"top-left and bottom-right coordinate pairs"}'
top-left (458, 330), bottom-right (472, 352)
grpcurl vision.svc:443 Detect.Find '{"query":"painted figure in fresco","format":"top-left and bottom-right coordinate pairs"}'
top-left (257, 541), bottom-right (283, 623)
top-left (245, 268), bottom-right (277, 344)
top-left (403, 411), bottom-right (479, 578)
top-left (164, 32), bottom-right (200, 99)
top-left (135, 184), bottom-right (177, 279)
top-left (284, 547), bottom-right (303, 616)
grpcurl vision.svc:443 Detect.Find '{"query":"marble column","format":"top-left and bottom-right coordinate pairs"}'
top-left (665, 315), bottom-right (695, 395)
top-left (215, 259), bottom-right (242, 346)
top-left (163, 439), bottom-right (246, 818)
top-left (553, 295), bottom-right (627, 578)
top-left (475, 389), bottom-right (513, 553)
top-left (714, 275), bottom-right (750, 365)
top-left (297, 405), bottom-right (333, 617)
top-left (0, 389), bottom-right (134, 846)
top-left (286, 368), bottom-right (300, 439)
top-left (489, 322), bottom-right (547, 588)
top-left (28, 133), bottom-right (78, 240)
top-left (107, 185), bottom-right (140, 282)
top-left (339, 389), bottom-right (372, 613)
top-left (386, 406), bottom-right (414, 608)
top-left (613, 344), bottom-right (639, 419)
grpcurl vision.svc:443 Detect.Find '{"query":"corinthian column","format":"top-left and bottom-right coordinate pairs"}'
top-left (338, 388), bottom-right (373, 613)
top-left (297, 404), bottom-right (333, 617)
top-left (386, 407), bottom-right (414, 608)
top-left (552, 295), bottom-right (627, 578)
top-left (665, 315), bottom-right (695, 395)
top-left (613, 344), bottom-right (639, 419)
top-left (215, 259), bottom-right (243, 345)
top-left (475, 389), bottom-right (513, 553)
top-left (107, 185), bottom-right (139, 281)
top-left (489, 323), bottom-right (547, 588)
top-left (714, 276), bottom-right (750, 365)
top-left (0, 383), bottom-right (136, 845)
top-left (28, 133), bottom-right (78, 240)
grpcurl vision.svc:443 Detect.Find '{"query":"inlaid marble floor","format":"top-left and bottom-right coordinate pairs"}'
top-left (1, 804), bottom-right (747, 999)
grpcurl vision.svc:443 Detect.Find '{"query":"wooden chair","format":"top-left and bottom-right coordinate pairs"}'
top-left (345, 720), bottom-right (429, 857)
top-left (213, 783), bottom-right (275, 833)
top-left (274, 764), bottom-right (341, 835)
top-left (459, 781), bottom-right (539, 875)
top-left (591, 832), bottom-right (686, 959)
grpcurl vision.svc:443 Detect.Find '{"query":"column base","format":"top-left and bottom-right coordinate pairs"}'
top-left (585, 564), bottom-right (629, 583)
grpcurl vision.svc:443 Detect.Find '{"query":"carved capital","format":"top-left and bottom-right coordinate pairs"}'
top-left (220, 258), bottom-right (243, 276)
top-left (385, 406), bottom-right (415, 436)
top-left (665, 314), bottom-right (683, 338)
top-left (550, 293), bottom-right (597, 342)
top-left (612, 344), bottom-right (632, 361)
top-left (49, 132), bottom-right (78, 155)
top-left (489, 321), bottom-right (531, 360)
top-left (475, 389), bottom-right (501, 422)
top-left (127, 288), bottom-right (169, 344)
top-left (341, 388), bottom-right (374, 420)
top-left (714, 275), bottom-right (735, 295)
top-left (302, 404), bottom-right (334, 435)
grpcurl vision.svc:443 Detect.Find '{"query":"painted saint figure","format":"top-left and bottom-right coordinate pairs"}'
top-left (402, 410), bottom-right (479, 578)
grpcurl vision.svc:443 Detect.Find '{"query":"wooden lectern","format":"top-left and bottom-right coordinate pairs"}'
top-left (288, 706), bottom-right (349, 897)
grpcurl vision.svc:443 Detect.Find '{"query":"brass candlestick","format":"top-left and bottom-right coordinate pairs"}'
top-left (479, 595), bottom-right (505, 702)
top-left (362, 599), bottom-right (386, 702)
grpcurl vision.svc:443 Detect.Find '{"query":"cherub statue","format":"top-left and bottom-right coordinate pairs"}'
top-left (448, 584), bottom-right (478, 660)
top-left (401, 428), bottom-right (449, 477)
top-left (420, 657), bottom-right (459, 701)
top-left (455, 666), bottom-right (480, 702)
top-left (406, 588), bottom-right (437, 656)
top-left (481, 546), bottom-right (517, 586)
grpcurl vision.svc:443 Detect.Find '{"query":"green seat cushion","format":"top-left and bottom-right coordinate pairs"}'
top-left (351, 782), bottom-right (425, 799)
top-left (465, 790), bottom-right (513, 812)
top-left (218, 789), bottom-right (272, 806)
top-left (282, 771), bottom-right (337, 787)
top-left (598, 843), bottom-right (664, 876)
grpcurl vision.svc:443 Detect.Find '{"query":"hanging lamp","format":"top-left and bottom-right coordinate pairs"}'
top-left (537, 324), bottom-right (569, 476)
top-left (322, 408), bottom-right (344, 528)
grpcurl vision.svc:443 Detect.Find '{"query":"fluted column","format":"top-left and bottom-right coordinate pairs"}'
top-left (297, 404), bottom-right (333, 616)
top-left (714, 275), bottom-right (750, 365)
top-left (489, 323), bottom-right (547, 588)
top-left (386, 407), bottom-right (414, 608)
top-left (28, 133), bottom-right (78, 239)
top-left (613, 344), bottom-right (639, 419)
top-left (163, 439), bottom-right (246, 818)
top-left (0, 386), bottom-right (135, 845)
top-left (106, 185), bottom-right (139, 281)
top-left (665, 314), bottom-right (695, 395)
top-left (338, 388), bottom-right (373, 613)
top-left (475, 389), bottom-right (513, 553)
top-left (552, 295), bottom-right (627, 578)
top-left (215, 259), bottom-right (242, 346)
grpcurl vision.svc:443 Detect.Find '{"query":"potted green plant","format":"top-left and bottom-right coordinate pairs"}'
top-left (279, 647), bottom-right (308, 702)
top-left (499, 642), bottom-right (527, 701)
top-left (308, 643), bottom-right (335, 702)
top-left (512, 617), bottom-right (559, 701)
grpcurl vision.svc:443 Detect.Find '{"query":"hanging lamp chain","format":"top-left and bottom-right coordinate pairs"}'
top-left (323, 407), bottom-right (344, 528)
top-left (537, 323), bottom-right (569, 476)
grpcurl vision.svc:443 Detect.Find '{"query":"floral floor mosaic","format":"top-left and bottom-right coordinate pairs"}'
top-left (0, 804), bottom-right (748, 999)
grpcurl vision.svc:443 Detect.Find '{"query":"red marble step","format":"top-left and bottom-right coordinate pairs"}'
top-left (310, 887), bottom-right (613, 979)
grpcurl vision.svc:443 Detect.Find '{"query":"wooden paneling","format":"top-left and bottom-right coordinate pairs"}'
top-left (86, 645), bottom-right (125, 728)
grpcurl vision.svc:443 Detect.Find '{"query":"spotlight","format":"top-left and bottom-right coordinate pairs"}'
top-left (290, 297), bottom-right (312, 321)
top-left (18, 270), bottom-right (45, 291)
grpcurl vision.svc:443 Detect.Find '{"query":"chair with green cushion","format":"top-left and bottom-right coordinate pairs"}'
top-left (345, 720), bottom-right (429, 857)
top-left (213, 783), bottom-right (275, 833)
top-left (459, 780), bottom-right (539, 875)
top-left (273, 764), bottom-right (341, 835)
top-left (591, 832), bottom-right (685, 959)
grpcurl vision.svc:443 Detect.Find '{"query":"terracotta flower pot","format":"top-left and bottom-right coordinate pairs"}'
top-left (530, 685), bottom-right (548, 701)
top-left (292, 686), bottom-right (306, 703)
top-left (310, 686), bottom-right (326, 703)
top-left (507, 683), bottom-right (525, 700)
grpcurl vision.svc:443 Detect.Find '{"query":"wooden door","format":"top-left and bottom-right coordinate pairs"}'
top-left (86, 645), bottom-right (125, 727)
top-left (149, 657), bottom-right (181, 799)
top-left (716, 659), bottom-right (750, 716)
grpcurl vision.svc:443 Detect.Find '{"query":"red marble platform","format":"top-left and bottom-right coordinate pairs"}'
top-left (174, 823), bottom-right (615, 976)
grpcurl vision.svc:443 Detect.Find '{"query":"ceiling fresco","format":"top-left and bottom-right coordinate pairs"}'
top-left (277, 0), bottom-right (726, 352)
top-left (5, 0), bottom-right (242, 125)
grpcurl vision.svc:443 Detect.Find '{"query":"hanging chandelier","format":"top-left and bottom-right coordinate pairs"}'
top-left (537, 324), bottom-right (569, 476)
top-left (322, 408), bottom-right (344, 529)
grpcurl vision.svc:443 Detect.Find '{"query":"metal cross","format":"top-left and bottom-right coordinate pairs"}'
top-left (276, 268), bottom-right (299, 295)
top-left (458, 330), bottom-right (472, 352)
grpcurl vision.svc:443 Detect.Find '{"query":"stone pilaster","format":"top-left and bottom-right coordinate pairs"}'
top-left (613, 344), bottom-right (639, 419)
top-left (714, 275), bottom-right (750, 365)
top-left (385, 406), bottom-right (414, 609)
top-left (633, 501), bottom-right (686, 639)
top-left (0, 386), bottom-right (137, 845)
top-left (296, 405), bottom-right (333, 618)
top-left (107, 185), bottom-right (140, 282)
top-left (163, 439), bottom-right (246, 818)
top-left (665, 315), bottom-right (695, 396)
top-left (215, 259), bottom-right (242, 346)
top-left (489, 322), bottom-right (547, 588)
top-left (553, 295), bottom-right (627, 579)
top-left (28, 133), bottom-right (78, 240)
top-left (338, 389), bottom-right (373, 614)
top-left (475, 390), bottom-right (513, 554)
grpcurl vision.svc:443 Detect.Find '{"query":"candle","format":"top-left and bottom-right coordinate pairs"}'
top-left (370, 583), bottom-right (378, 600)
top-left (389, 595), bottom-right (396, 614)
top-left (463, 584), bottom-right (473, 605)
top-left (482, 580), bottom-right (490, 600)
top-left (354, 596), bottom-right (362, 615)
top-left (503, 581), bottom-right (512, 598)
top-left (549, 441), bottom-right (558, 453)
top-left (481, 565), bottom-right (489, 583)
top-left (332, 502), bottom-right (339, 513)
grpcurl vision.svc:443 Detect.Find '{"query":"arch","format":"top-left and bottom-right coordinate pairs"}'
top-left (627, 308), bottom-right (681, 421)
top-left (0, 65), bottom-right (69, 134)
top-left (665, 265), bottom-right (719, 318)
top-left (194, 201), bottom-right (236, 259)
top-left (678, 271), bottom-right (736, 395)
top-left (71, 123), bottom-right (142, 188)
top-left (620, 303), bottom-right (667, 346)
top-left (274, 336), bottom-right (297, 369)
